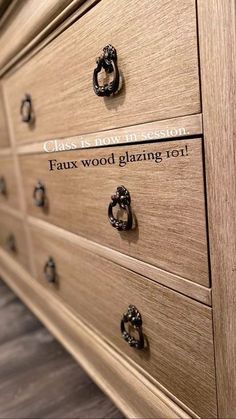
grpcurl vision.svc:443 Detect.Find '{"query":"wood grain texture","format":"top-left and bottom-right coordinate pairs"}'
top-left (0, 0), bottom-right (101, 78)
top-left (0, 0), bottom-right (18, 29)
top-left (0, 209), bottom-right (30, 271)
top-left (1, 69), bottom-right (38, 277)
top-left (0, 155), bottom-right (20, 209)
top-left (0, 280), bottom-right (123, 419)
top-left (17, 113), bottom-right (203, 153)
top-left (29, 221), bottom-right (216, 418)
top-left (0, 249), bottom-right (208, 419)
top-left (20, 138), bottom-right (209, 286)
top-left (0, 148), bottom-right (11, 156)
top-left (0, 0), bottom-right (13, 20)
top-left (4, 0), bottom-right (200, 145)
top-left (0, 204), bottom-right (23, 220)
top-left (0, 84), bottom-right (9, 148)
top-left (28, 215), bottom-right (212, 306)
top-left (198, 0), bottom-right (236, 417)
top-left (0, 0), bottom-right (80, 70)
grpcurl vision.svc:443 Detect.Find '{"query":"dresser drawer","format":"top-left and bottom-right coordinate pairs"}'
top-left (0, 211), bottom-right (30, 270)
top-left (30, 222), bottom-right (217, 418)
top-left (4, 0), bottom-right (200, 145)
top-left (0, 0), bottom-right (78, 70)
top-left (0, 156), bottom-right (20, 209)
top-left (20, 138), bottom-right (209, 286)
top-left (0, 87), bottom-right (9, 148)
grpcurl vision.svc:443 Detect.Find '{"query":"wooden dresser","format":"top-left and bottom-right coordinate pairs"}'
top-left (0, 1), bottom-right (235, 417)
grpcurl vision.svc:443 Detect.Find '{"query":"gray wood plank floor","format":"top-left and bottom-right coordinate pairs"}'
top-left (0, 279), bottom-right (124, 419)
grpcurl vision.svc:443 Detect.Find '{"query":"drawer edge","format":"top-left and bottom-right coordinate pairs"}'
top-left (15, 114), bottom-right (203, 152)
top-left (0, 0), bottom-right (101, 77)
top-left (28, 216), bottom-right (212, 306)
top-left (0, 249), bottom-right (199, 419)
top-left (0, 204), bottom-right (23, 219)
top-left (0, 147), bottom-right (12, 156)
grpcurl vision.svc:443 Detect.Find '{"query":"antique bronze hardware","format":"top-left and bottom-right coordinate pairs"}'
top-left (33, 181), bottom-right (45, 207)
top-left (108, 186), bottom-right (132, 231)
top-left (120, 305), bottom-right (144, 349)
top-left (20, 94), bottom-right (33, 123)
top-left (0, 176), bottom-right (6, 196)
top-left (93, 45), bottom-right (120, 97)
top-left (5, 234), bottom-right (16, 253)
top-left (44, 257), bottom-right (56, 283)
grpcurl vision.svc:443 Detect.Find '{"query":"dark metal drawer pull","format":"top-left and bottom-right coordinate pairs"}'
top-left (5, 234), bottom-right (16, 253)
top-left (20, 94), bottom-right (33, 123)
top-left (44, 257), bottom-right (56, 283)
top-left (33, 181), bottom-right (45, 207)
top-left (120, 305), bottom-right (144, 350)
top-left (0, 176), bottom-right (6, 196)
top-left (93, 45), bottom-right (120, 97)
top-left (108, 185), bottom-right (132, 231)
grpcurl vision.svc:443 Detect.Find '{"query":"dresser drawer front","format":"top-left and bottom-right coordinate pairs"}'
top-left (4, 0), bottom-right (200, 144)
top-left (0, 211), bottom-right (29, 270)
top-left (0, 0), bottom-right (77, 70)
top-left (20, 139), bottom-right (209, 286)
top-left (0, 157), bottom-right (20, 209)
top-left (30, 223), bottom-right (217, 418)
top-left (0, 87), bottom-right (9, 148)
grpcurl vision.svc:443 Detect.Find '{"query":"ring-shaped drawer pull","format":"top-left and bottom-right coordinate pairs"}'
top-left (44, 257), bottom-right (56, 283)
top-left (120, 305), bottom-right (144, 350)
top-left (5, 234), bottom-right (16, 253)
top-left (108, 186), bottom-right (133, 231)
top-left (20, 94), bottom-right (33, 123)
top-left (0, 176), bottom-right (6, 196)
top-left (93, 44), bottom-right (120, 97)
top-left (33, 181), bottom-right (45, 207)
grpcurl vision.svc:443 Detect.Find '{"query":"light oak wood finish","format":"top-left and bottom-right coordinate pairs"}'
top-left (1, 1), bottom-right (235, 417)
top-left (198, 0), bottom-right (236, 417)
top-left (0, 0), bottom-right (82, 70)
top-left (3, 0), bottom-right (200, 145)
top-left (17, 113), bottom-right (203, 154)
top-left (0, 204), bottom-right (22, 220)
top-left (20, 138), bottom-right (209, 286)
top-left (0, 0), bottom-right (18, 29)
top-left (0, 155), bottom-right (20, 209)
top-left (0, 209), bottom-right (30, 271)
top-left (0, 0), bottom-right (101, 78)
top-left (0, 0), bottom-right (13, 20)
top-left (28, 221), bottom-right (216, 418)
top-left (0, 249), bottom-right (197, 419)
top-left (28, 216), bottom-right (212, 306)
top-left (0, 85), bottom-right (9, 148)
top-left (1, 74), bottom-right (37, 276)
top-left (0, 148), bottom-right (11, 157)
